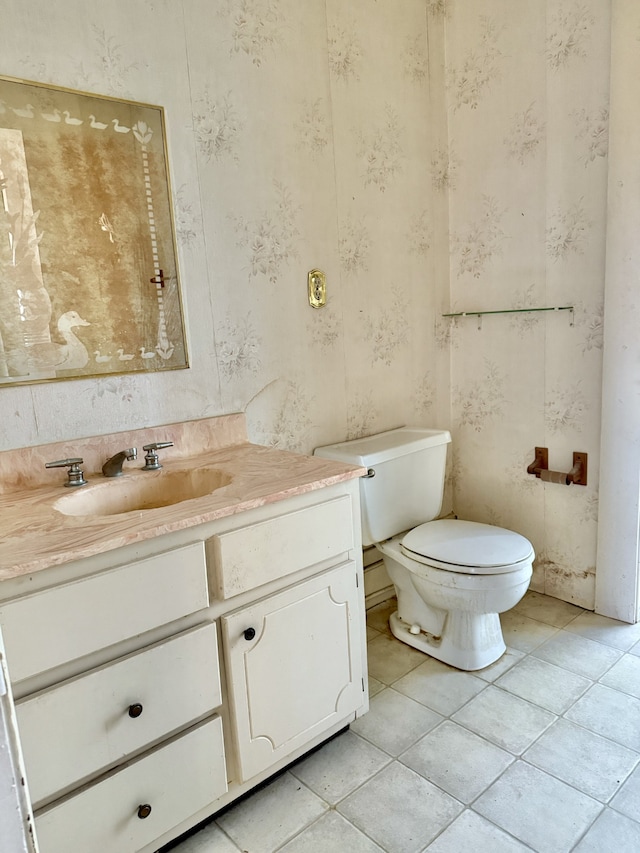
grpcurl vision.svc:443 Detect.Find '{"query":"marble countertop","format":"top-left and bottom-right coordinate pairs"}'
top-left (0, 416), bottom-right (365, 581)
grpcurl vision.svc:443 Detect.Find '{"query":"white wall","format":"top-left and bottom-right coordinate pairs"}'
top-left (596, 0), bottom-right (640, 622)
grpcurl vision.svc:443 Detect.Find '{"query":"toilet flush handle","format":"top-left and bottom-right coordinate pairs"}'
top-left (363, 468), bottom-right (376, 479)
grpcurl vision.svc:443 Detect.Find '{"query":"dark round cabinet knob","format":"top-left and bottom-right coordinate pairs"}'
top-left (128, 703), bottom-right (144, 718)
top-left (243, 627), bottom-right (256, 641)
top-left (137, 803), bottom-right (152, 820)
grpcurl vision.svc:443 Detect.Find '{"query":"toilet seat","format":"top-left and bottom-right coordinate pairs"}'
top-left (401, 519), bottom-right (534, 575)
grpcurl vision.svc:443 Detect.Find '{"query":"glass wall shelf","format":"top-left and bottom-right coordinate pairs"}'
top-left (442, 306), bottom-right (574, 318)
top-left (442, 306), bottom-right (574, 329)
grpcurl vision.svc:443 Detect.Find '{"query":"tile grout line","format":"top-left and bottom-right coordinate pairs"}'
top-left (367, 604), bottom-right (640, 850)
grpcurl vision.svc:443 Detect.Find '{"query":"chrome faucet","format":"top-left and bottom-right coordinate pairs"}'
top-left (102, 447), bottom-right (137, 477)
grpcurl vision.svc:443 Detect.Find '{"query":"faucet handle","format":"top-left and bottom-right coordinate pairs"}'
top-left (141, 442), bottom-right (173, 471)
top-left (45, 457), bottom-right (87, 488)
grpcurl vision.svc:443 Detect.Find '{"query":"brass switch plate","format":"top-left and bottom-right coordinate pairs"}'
top-left (308, 269), bottom-right (326, 308)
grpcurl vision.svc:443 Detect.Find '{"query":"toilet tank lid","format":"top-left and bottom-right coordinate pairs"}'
top-left (314, 427), bottom-right (452, 466)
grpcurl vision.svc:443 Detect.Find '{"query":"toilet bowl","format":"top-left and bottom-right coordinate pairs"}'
top-left (314, 428), bottom-right (534, 671)
top-left (379, 520), bottom-right (533, 670)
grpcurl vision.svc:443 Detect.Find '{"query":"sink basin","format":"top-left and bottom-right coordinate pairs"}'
top-left (53, 468), bottom-right (232, 517)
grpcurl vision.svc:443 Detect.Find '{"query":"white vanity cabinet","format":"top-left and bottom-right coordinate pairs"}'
top-left (212, 491), bottom-right (365, 783)
top-left (0, 478), bottom-right (368, 853)
top-left (0, 541), bottom-right (227, 853)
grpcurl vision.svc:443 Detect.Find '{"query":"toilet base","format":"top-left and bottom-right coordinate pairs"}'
top-left (389, 609), bottom-right (506, 671)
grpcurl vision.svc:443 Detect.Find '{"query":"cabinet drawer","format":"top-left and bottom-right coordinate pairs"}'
top-left (17, 623), bottom-right (221, 806)
top-left (0, 542), bottom-right (208, 683)
top-left (212, 495), bottom-right (354, 598)
top-left (35, 716), bottom-right (227, 853)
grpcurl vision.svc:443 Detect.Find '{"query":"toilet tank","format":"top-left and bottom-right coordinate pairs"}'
top-left (314, 427), bottom-right (451, 546)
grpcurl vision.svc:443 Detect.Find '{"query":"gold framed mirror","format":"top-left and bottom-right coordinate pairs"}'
top-left (0, 74), bottom-right (188, 387)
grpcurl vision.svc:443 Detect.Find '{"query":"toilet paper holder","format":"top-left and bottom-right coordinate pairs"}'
top-left (527, 447), bottom-right (588, 486)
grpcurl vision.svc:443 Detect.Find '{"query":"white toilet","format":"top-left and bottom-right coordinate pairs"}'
top-left (315, 427), bottom-right (534, 671)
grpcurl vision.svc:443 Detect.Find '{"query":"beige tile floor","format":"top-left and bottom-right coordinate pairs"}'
top-left (163, 592), bottom-right (640, 853)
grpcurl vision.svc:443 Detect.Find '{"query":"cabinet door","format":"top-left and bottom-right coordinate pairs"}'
top-left (222, 562), bottom-right (364, 781)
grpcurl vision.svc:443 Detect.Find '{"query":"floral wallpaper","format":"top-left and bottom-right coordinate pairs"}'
top-left (0, 0), bottom-right (622, 610)
top-left (446, 0), bottom-right (611, 608)
top-left (0, 0), bottom-right (445, 456)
